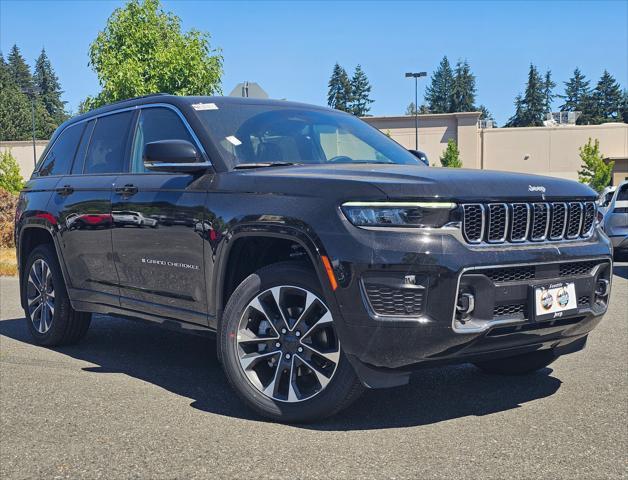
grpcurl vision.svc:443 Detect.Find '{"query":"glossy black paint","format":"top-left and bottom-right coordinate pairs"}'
top-left (16, 95), bottom-right (613, 388)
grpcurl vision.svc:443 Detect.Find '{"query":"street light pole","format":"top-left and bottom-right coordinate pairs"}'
top-left (405, 71), bottom-right (427, 150)
top-left (21, 86), bottom-right (40, 166)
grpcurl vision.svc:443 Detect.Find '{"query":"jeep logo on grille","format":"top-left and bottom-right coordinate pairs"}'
top-left (528, 185), bottom-right (546, 193)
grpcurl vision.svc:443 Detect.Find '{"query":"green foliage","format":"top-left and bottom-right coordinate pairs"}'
top-left (560, 68), bottom-right (590, 112)
top-left (425, 56), bottom-right (454, 113)
top-left (621, 89), bottom-right (628, 123)
top-left (506, 64), bottom-right (545, 127)
top-left (478, 104), bottom-right (497, 126)
top-left (327, 63), bottom-right (352, 112)
top-left (7, 44), bottom-right (33, 91)
top-left (405, 102), bottom-right (429, 115)
top-left (591, 70), bottom-right (622, 123)
top-left (440, 139), bottom-right (462, 168)
top-left (578, 138), bottom-right (613, 193)
top-left (542, 70), bottom-right (556, 113)
top-left (34, 48), bottom-right (68, 125)
top-left (450, 60), bottom-right (476, 113)
top-left (0, 150), bottom-right (25, 194)
top-left (349, 65), bottom-right (374, 116)
top-left (84, 0), bottom-right (223, 110)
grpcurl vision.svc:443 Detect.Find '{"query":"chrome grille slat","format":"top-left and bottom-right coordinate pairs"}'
top-left (461, 201), bottom-right (596, 245)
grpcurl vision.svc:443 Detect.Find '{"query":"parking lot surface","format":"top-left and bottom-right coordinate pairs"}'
top-left (1, 266), bottom-right (627, 479)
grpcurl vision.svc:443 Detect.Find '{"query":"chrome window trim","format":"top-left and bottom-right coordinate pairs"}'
top-left (451, 256), bottom-right (612, 334)
top-left (509, 203), bottom-right (530, 242)
top-left (37, 102), bottom-right (212, 175)
top-left (487, 203), bottom-right (509, 243)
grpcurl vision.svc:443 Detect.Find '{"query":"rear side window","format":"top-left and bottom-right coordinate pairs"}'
top-left (38, 123), bottom-right (85, 176)
top-left (130, 107), bottom-right (194, 172)
top-left (83, 111), bottom-right (134, 174)
top-left (617, 185), bottom-right (628, 201)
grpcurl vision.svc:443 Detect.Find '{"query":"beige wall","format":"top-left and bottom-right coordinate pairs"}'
top-left (0, 141), bottom-right (47, 179)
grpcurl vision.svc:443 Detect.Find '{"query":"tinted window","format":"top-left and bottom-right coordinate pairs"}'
top-left (72, 120), bottom-right (95, 174)
top-left (83, 111), bottom-right (134, 174)
top-left (38, 123), bottom-right (85, 176)
top-left (618, 185), bottom-right (628, 201)
top-left (130, 107), bottom-right (194, 172)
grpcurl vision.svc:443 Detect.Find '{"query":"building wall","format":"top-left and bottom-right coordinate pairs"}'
top-left (0, 141), bottom-right (47, 180)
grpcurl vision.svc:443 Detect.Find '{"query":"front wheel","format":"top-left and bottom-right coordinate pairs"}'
top-left (220, 262), bottom-right (363, 423)
top-left (473, 349), bottom-right (558, 375)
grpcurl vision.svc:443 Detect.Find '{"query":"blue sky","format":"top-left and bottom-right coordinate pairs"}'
top-left (1, 0), bottom-right (627, 124)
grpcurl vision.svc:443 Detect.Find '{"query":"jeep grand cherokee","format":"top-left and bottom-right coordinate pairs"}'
top-left (15, 94), bottom-right (613, 422)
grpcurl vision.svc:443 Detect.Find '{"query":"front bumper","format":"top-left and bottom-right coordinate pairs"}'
top-left (322, 225), bottom-right (613, 386)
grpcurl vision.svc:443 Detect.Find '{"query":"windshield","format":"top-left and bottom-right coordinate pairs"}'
top-left (193, 104), bottom-right (421, 168)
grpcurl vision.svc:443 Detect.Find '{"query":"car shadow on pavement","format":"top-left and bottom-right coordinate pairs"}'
top-left (0, 315), bottom-right (562, 431)
top-left (612, 264), bottom-right (628, 280)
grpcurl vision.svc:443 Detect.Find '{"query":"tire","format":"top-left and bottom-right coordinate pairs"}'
top-left (220, 262), bottom-right (363, 423)
top-left (22, 244), bottom-right (91, 346)
top-left (473, 349), bottom-right (558, 375)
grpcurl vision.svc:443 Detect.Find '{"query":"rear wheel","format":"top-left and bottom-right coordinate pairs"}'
top-left (23, 244), bottom-right (91, 346)
top-left (473, 349), bottom-right (558, 375)
top-left (220, 262), bottom-right (363, 423)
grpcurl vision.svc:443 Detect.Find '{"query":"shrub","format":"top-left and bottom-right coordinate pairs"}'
top-left (0, 150), bottom-right (25, 194)
top-left (578, 138), bottom-right (613, 193)
top-left (0, 188), bottom-right (18, 248)
top-left (440, 139), bottom-right (462, 168)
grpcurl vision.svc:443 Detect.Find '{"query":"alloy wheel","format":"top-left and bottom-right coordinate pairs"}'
top-left (27, 259), bottom-right (55, 334)
top-left (235, 286), bottom-right (340, 403)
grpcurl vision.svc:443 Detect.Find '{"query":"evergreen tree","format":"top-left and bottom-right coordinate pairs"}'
top-left (425, 56), bottom-right (454, 113)
top-left (592, 70), bottom-right (622, 122)
top-left (0, 52), bottom-right (32, 141)
top-left (505, 95), bottom-right (525, 127)
top-left (327, 63), bottom-right (352, 112)
top-left (506, 64), bottom-right (545, 127)
top-left (405, 102), bottom-right (417, 115)
top-left (33, 48), bottom-right (67, 124)
top-left (7, 44), bottom-right (33, 91)
top-left (620, 89), bottom-right (628, 124)
top-left (478, 105), bottom-right (496, 127)
top-left (349, 65), bottom-right (374, 116)
top-left (440, 139), bottom-right (462, 168)
top-left (405, 102), bottom-right (430, 115)
top-left (450, 60), bottom-right (476, 113)
top-left (560, 68), bottom-right (590, 113)
top-left (542, 70), bottom-right (556, 113)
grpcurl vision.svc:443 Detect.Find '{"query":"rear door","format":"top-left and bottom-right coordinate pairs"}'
top-left (53, 111), bottom-right (135, 305)
top-left (111, 105), bottom-right (209, 325)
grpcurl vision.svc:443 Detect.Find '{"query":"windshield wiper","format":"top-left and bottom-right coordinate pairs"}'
top-left (234, 162), bottom-right (300, 169)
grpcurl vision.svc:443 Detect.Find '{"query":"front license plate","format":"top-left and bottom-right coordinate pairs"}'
top-left (534, 282), bottom-right (578, 321)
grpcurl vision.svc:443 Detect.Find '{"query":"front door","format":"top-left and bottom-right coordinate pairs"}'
top-left (111, 106), bottom-right (209, 325)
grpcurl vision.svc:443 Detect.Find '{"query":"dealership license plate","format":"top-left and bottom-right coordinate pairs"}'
top-left (534, 282), bottom-right (578, 321)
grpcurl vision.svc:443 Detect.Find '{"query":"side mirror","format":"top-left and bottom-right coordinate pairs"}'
top-left (408, 149), bottom-right (429, 166)
top-left (144, 140), bottom-right (211, 173)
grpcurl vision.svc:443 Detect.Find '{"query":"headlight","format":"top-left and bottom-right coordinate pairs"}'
top-left (341, 202), bottom-right (457, 228)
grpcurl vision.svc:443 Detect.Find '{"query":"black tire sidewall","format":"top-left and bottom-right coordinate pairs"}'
top-left (220, 262), bottom-right (360, 422)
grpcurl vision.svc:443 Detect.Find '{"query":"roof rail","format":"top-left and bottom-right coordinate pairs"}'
top-left (103, 92), bottom-right (171, 108)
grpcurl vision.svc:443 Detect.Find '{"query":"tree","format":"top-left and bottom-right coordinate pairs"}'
top-left (33, 48), bottom-right (67, 124)
top-left (405, 102), bottom-right (429, 115)
top-left (0, 150), bottom-right (24, 194)
top-left (506, 64), bottom-right (545, 127)
top-left (440, 139), bottom-right (462, 168)
top-left (84, 0), bottom-right (223, 110)
top-left (592, 70), bottom-right (622, 122)
top-left (542, 70), bottom-right (556, 113)
top-left (578, 138), bottom-right (613, 193)
top-left (505, 94), bottom-right (525, 127)
top-left (560, 68), bottom-right (591, 124)
top-left (327, 63), bottom-right (352, 112)
top-left (349, 64), bottom-right (374, 116)
top-left (7, 44), bottom-right (33, 91)
top-left (450, 60), bottom-right (476, 113)
top-left (0, 52), bottom-right (32, 141)
top-left (478, 104), bottom-right (496, 127)
top-left (620, 89), bottom-right (628, 124)
top-left (425, 56), bottom-right (454, 113)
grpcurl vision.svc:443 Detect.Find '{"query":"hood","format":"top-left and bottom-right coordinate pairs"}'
top-left (219, 164), bottom-right (597, 202)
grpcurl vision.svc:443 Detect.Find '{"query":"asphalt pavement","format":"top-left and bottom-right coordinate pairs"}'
top-left (1, 266), bottom-right (627, 479)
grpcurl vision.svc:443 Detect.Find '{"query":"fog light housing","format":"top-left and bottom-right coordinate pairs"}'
top-left (456, 292), bottom-right (475, 319)
top-left (595, 278), bottom-right (610, 298)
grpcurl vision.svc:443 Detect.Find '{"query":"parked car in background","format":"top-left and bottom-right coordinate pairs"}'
top-left (600, 181), bottom-right (628, 259)
top-left (597, 185), bottom-right (617, 217)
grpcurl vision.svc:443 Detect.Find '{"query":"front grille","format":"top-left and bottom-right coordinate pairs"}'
top-left (483, 266), bottom-right (535, 282)
top-left (364, 284), bottom-right (424, 316)
top-left (559, 261), bottom-right (598, 277)
top-left (493, 303), bottom-right (526, 318)
top-left (577, 295), bottom-right (590, 306)
top-left (461, 201), bottom-right (596, 245)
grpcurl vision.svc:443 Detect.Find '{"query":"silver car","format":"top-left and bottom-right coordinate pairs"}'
top-left (601, 180), bottom-right (628, 257)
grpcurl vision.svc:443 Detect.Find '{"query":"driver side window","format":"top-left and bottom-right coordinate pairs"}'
top-left (131, 107), bottom-right (195, 173)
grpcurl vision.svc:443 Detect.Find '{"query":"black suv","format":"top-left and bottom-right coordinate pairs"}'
top-left (15, 94), bottom-right (613, 422)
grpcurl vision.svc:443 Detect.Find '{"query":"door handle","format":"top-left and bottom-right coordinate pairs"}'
top-left (55, 185), bottom-right (74, 196)
top-left (114, 184), bottom-right (139, 196)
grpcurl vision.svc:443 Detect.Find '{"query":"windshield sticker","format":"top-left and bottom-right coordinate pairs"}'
top-left (226, 135), bottom-right (242, 146)
top-left (191, 102), bottom-right (218, 111)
